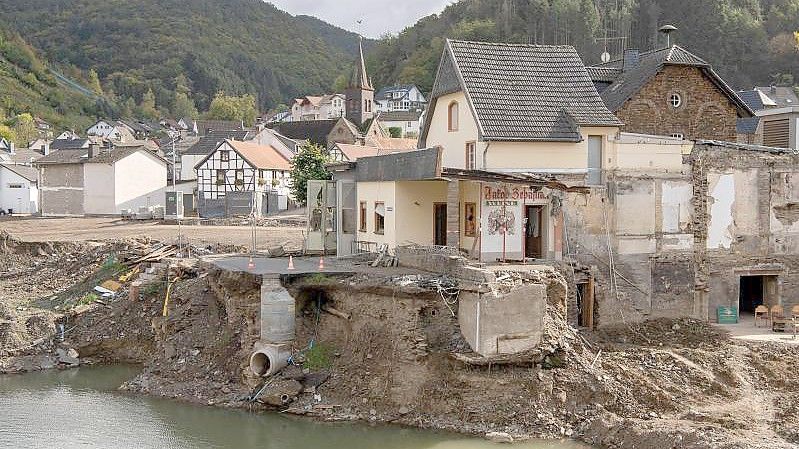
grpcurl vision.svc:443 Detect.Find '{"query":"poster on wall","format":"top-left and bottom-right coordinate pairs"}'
top-left (480, 184), bottom-right (549, 260)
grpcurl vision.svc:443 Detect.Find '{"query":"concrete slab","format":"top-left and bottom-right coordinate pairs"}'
top-left (714, 314), bottom-right (799, 345)
top-left (204, 255), bottom-right (353, 276)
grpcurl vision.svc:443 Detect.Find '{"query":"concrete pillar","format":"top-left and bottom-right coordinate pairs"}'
top-left (446, 180), bottom-right (460, 248)
top-left (259, 275), bottom-right (295, 343)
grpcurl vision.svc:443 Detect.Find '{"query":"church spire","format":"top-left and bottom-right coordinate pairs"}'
top-left (349, 36), bottom-right (372, 90)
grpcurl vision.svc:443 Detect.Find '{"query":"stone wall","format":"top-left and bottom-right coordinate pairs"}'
top-left (615, 65), bottom-right (740, 141)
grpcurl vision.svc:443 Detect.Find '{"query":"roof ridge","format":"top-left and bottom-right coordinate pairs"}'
top-left (447, 38), bottom-right (576, 49)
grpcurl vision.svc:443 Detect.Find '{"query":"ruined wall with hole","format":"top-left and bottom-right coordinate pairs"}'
top-left (691, 143), bottom-right (799, 320)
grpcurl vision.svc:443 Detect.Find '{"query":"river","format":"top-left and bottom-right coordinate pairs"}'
top-left (0, 365), bottom-right (590, 449)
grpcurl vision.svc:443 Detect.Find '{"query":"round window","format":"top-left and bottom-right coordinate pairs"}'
top-left (669, 93), bottom-right (682, 108)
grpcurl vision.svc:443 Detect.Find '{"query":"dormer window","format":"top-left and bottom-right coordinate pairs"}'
top-left (448, 101), bottom-right (459, 131)
top-left (669, 93), bottom-right (682, 108)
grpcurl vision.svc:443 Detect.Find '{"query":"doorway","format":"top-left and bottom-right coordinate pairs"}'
top-left (576, 281), bottom-right (595, 329)
top-left (434, 203), bottom-right (447, 246)
top-left (739, 275), bottom-right (764, 314)
top-left (525, 205), bottom-right (543, 258)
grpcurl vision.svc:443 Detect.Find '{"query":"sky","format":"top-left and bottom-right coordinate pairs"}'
top-left (268, 0), bottom-right (452, 38)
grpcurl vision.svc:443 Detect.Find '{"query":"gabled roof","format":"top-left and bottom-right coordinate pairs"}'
top-left (195, 140), bottom-right (290, 170)
top-left (588, 45), bottom-right (753, 116)
top-left (375, 84), bottom-right (422, 101)
top-left (736, 117), bottom-right (760, 135)
top-left (332, 142), bottom-right (419, 162)
top-left (737, 89), bottom-right (777, 111)
top-left (1, 163), bottom-right (39, 182)
top-left (754, 86), bottom-right (799, 108)
top-left (35, 146), bottom-right (164, 165)
top-left (0, 147), bottom-right (43, 164)
top-left (194, 119), bottom-right (244, 135)
top-left (268, 119), bottom-right (342, 148)
top-left (421, 40), bottom-right (621, 144)
top-left (49, 138), bottom-right (90, 150)
top-left (183, 130), bottom-right (253, 155)
top-left (377, 110), bottom-right (423, 122)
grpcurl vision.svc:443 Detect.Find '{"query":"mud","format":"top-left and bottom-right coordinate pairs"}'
top-left (1, 231), bottom-right (798, 448)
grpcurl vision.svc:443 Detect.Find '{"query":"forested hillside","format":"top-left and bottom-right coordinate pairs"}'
top-left (0, 0), bottom-right (365, 114)
top-left (0, 26), bottom-right (102, 137)
top-left (368, 0), bottom-right (799, 93)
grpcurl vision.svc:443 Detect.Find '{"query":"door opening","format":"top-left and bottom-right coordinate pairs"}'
top-left (739, 275), bottom-right (764, 314)
top-left (434, 203), bottom-right (447, 246)
top-left (524, 205), bottom-right (543, 258)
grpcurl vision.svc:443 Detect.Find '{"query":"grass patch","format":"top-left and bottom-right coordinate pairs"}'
top-left (303, 342), bottom-right (334, 371)
top-left (143, 282), bottom-right (166, 298)
top-left (76, 292), bottom-right (99, 306)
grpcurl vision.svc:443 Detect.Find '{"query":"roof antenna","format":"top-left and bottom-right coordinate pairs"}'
top-left (658, 25), bottom-right (677, 48)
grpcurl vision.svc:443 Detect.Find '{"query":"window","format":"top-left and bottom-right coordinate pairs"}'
top-left (374, 202), bottom-right (385, 234)
top-left (7, 183), bottom-right (23, 189)
top-left (359, 201), bottom-right (367, 231)
top-left (216, 169), bottom-right (226, 185)
top-left (465, 142), bottom-right (476, 169)
top-left (448, 101), bottom-right (459, 131)
top-left (669, 93), bottom-right (682, 108)
top-left (220, 150), bottom-right (230, 162)
top-left (464, 202), bottom-right (476, 237)
top-left (669, 133), bottom-right (684, 140)
top-left (235, 170), bottom-right (244, 186)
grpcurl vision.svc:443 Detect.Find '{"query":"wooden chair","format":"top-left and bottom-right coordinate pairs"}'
top-left (771, 305), bottom-right (785, 327)
top-left (754, 305), bottom-right (770, 327)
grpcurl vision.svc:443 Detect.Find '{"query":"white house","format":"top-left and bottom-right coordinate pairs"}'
top-left (36, 145), bottom-right (168, 216)
top-left (375, 84), bottom-right (427, 112)
top-left (0, 164), bottom-right (38, 214)
top-left (376, 110), bottom-right (423, 138)
top-left (291, 94), bottom-right (346, 121)
top-left (179, 130), bottom-right (253, 181)
top-left (195, 139), bottom-right (291, 200)
top-left (86, 120), bottom-right (135, 142)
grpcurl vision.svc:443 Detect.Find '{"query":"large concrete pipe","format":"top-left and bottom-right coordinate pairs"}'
top-left (260, 275), bottom-right (295, 343)
top-left (250, 343), bottom-right (292, 377)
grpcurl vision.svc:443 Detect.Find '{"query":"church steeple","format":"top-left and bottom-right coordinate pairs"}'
top-left (345, 36), bottom-right (374, 126)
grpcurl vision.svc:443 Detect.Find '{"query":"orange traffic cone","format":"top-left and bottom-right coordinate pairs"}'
top-left (318, 256), bottom-right (325, 271)
top-left (287, 255), bottom-right (295, 270)
top-left (247, 256), bottom-right (255, 270)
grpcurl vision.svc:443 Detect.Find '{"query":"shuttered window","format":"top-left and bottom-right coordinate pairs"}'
top-left (763, 119), bottom-right (790, 148)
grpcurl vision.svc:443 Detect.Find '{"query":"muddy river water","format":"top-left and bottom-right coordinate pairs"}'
top-left (0, 365), bottom-right (591, 449)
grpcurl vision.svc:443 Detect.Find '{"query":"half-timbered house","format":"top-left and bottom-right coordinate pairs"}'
top-left (195, 139), bottom-right (291, 201)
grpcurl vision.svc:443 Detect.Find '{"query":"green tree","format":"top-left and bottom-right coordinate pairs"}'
top-left (207, 92), bottom-right (258, 126)
top-left (11, 113), bottom-right (36, 145)
top-left (138, 88), bottom-right (158, 119)
top-left (0, 124), bottom-right (16, 143)
top-left (173, 91), bottom-right (198, 119)
top-left (388, 126), bottom-right (402, 138)
top-left (289, 143), bottom-right (331, 205)
top-left (120, 97), bottom-right (136, 118)
top-left (88, 69), bottom-right (103, 95)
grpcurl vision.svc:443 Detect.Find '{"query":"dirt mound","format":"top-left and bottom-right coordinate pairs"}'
top-left (587, 317), bottom-right (729, 349)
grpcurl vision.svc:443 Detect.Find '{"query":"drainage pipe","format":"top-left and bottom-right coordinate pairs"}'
top-left (249, 343), bottom-right (292, 377)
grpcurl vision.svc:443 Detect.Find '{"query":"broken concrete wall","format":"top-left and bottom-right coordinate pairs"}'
top-left (395, 245), bottom-right (495, 283)
top-left (458, 284), bottom-right (545, 356)
top-left (691, 143), bottom-right (799, 320)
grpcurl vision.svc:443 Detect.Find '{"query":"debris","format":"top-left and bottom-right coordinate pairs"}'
top-left (321, 304), bottom-right (351, 320)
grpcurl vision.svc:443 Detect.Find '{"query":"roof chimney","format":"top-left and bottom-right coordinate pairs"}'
top-left (623, 49), bottom-right (640, 71)
top-left (42, 142), bottom-right (50, 156)
top-left (88, 142), bottom-right (100, 159)
top-left (9, 142), bottom-right (15, 155)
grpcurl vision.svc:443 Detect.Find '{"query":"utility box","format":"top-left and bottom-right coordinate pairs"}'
top-left (717, 306), bottom-right (739, 324)
top-left (165, 191), bottom-right (184, 219)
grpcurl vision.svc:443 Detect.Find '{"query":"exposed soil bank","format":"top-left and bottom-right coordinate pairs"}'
top-left (2, 233), bottom-right (798, 448)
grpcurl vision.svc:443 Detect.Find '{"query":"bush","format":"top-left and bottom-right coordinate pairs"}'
top-left (388, 126), bottom-right (402, 138)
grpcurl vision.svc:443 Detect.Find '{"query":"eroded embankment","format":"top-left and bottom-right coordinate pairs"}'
top-left (2, 237), bottom-right (798, 449)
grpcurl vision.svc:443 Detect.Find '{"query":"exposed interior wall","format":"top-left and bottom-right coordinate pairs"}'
top-left (614, 133), bottom-right (693, 171)
top-left (113, 151), bottom-right (168, 213)
top-left (39, 164), bottom-right (84, 216)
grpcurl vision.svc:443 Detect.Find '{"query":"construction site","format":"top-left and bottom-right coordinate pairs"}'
top-left (1, 214), bottom-right (799, 449)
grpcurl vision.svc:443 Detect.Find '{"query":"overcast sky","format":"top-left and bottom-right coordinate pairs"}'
top-left (268, 0), bottom-right (452, 37)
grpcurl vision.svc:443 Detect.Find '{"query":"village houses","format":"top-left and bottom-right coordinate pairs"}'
top-left (375, 84), bottom-right (427, 112)
top-left (291, 94), bottom-right (346, 121)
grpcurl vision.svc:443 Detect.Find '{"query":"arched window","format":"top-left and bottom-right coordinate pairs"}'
top-left (448, 101), bottom-right (459, 131)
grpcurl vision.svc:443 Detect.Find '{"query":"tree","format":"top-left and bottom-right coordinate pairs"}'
top-left (120, 97), bottom-right (136, 118)
top-left (11, 113), bottom-right (37, 145)
top-left (207, 92), bottom-right (258, 126)
top-left (289, 143), bottom-right (331, 205)
top-left (0, 124), bottom-right (16, 143)
top-left (173, 91), bottom-right (198, 119)
top-left (388, 126), bottom-right (402, 138)
top-left (88, 69), bottom-right (103, 95)
top-left (138, 88), bottom-right (158, 119)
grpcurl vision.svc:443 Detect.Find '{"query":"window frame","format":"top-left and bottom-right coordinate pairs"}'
top-left (220, 150), bottom-right (230, 162)
top-left (359, 201), bottom-right (367, 232)
top-left (465, 141), bottom-right (476, 170)
top-left (215, 169), bottom-right (226, 186)
top-left (448, 101), bottom-right (459, 131)
top-left (374, 201), bottom-right (385, 235)
top-left (669, 93), bottom-right (682, 108)
top-left (464, 202), bottom-right (477, 237)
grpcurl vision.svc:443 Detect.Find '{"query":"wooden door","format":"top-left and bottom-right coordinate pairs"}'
top-left (434, 203), bottom-right (447, 246)
top-left (525, 205), bottom-right (543, 258)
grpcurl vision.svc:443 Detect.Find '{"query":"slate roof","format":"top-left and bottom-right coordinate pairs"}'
top-left (438, 40), bottom-right (621, 142)
top-left (377, 111), bottom-right (423, 122)
top-left (183, 130), bottom-right (253, 156)
top-left (1, 163), bottom-right (39, 182)
top-left (736, 117), bottom-right (760, 135)
top-left (588, 45), bottom-right (753, 116)
top-left (0, 147), bottom-right (43, 164)
top-left (737, 89), bottom-right (777, 111)
top-left (49, 138), bottom-right (90, 150)
top-left (35, 146), bottom-right (160, 165)
top-left (194, 120), bottom-right (244, 135)
top-left (754, 86), bottom-right (799, 108)
top-left (268, 119), bottom-right (341, 147)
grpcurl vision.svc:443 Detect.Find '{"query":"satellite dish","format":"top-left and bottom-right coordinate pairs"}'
top-left (601, 51), bottom-right (611, 63)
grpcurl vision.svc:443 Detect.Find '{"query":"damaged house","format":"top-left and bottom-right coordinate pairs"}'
top-left (332, 39), bottom-right (799, 329)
